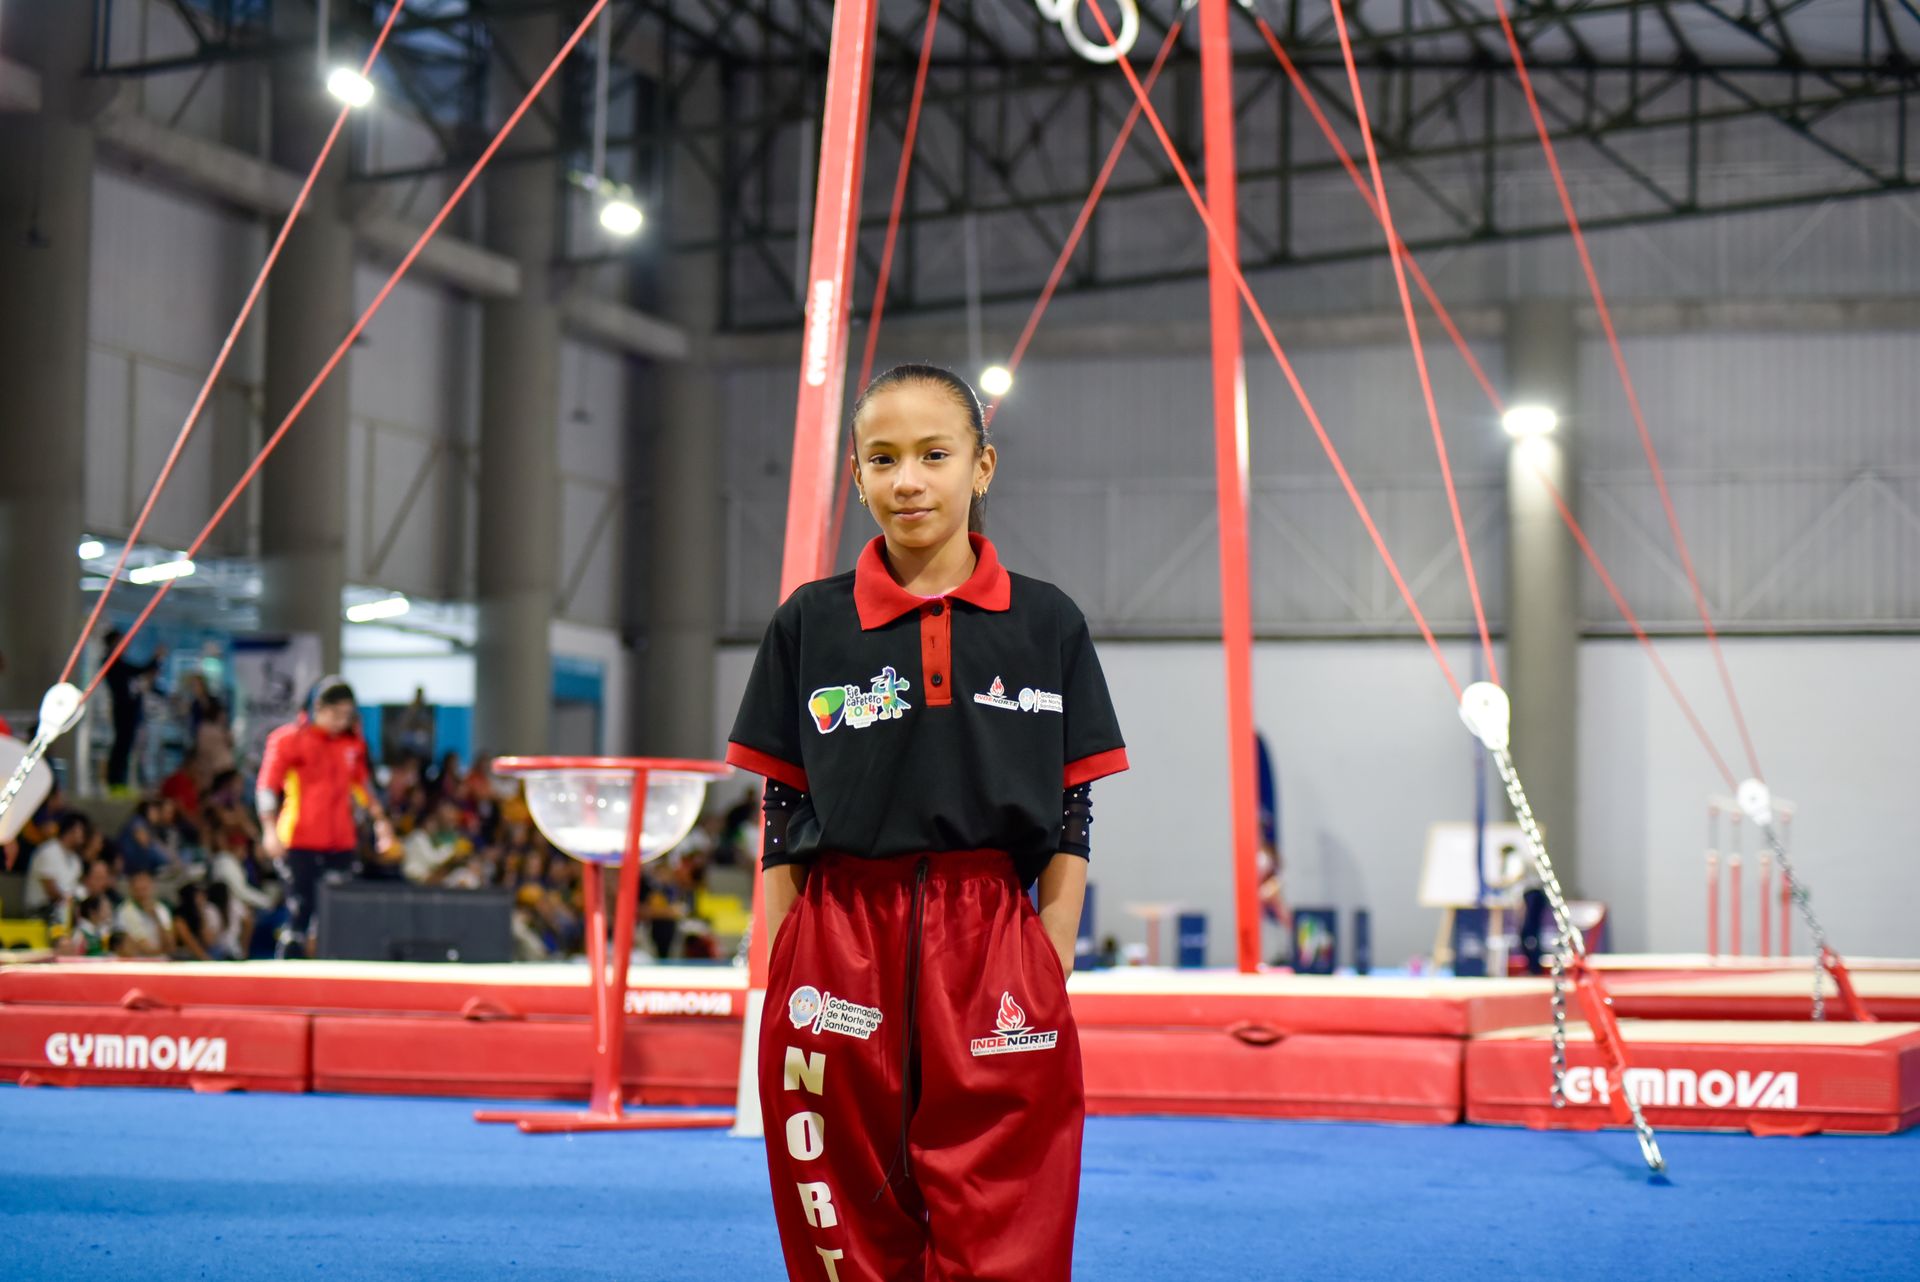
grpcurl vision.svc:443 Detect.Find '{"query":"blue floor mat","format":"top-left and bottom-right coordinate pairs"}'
top-left (4, 1086), bottom-right (1916, 1280)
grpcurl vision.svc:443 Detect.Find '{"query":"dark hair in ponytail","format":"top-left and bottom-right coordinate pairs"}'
top-left (850, 364), bottom-right (990, 533)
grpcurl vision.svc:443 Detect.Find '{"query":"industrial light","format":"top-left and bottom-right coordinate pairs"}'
top-left (1501, 404), bottom-right (1559, 439)
top-left (128, 559), bottom-right (196, 585)
top-left (77, 540), bottom-right (105, 561)
top-left (346, 595), bottom-right (411, 624)
top-left (326, 66), bottom-right (376, 109)
top-left (598, 192), bottom-right (644, 238)
top-left (980, 365), bottom-right (1014, 398)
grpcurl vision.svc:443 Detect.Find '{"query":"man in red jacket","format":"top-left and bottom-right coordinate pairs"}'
top-left (257, 676), bottom-right (394, 958)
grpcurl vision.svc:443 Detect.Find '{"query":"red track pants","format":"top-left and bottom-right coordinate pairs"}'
top-left (759, 850), bottom-right (1084, 1281)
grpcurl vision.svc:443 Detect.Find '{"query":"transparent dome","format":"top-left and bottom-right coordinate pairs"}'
top-left (517, 768), bottom-right (712, 864)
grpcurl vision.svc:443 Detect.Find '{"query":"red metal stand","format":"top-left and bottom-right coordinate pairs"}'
top-left (1196, 0), bottom-right (1263, 974)
top-left (475, 757), bottom-right (733, 1133)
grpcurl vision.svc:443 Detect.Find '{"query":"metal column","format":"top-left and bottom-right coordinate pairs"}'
top-left (260, 32), bottom-right (354, 674)
top-left (0, 6), bottom-right (95, 715)
top-left (476, 12), bottom-right (565, 757)
top-left (1504, 300), bottom-right (1581, 889)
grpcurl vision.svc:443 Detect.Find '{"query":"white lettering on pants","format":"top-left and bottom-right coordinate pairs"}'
top-left (797, 1181), bottom-right (838, 1229)
top-left (786, 1111), bottom-right (825, 1162)
top-left (785, 1046), bottom-right (826, 1095)
top-left (815, 1247), bottom-right (845, 1281)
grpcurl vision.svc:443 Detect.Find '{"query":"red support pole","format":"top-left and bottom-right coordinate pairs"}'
top-left (1758, 851), bottom-right (1772, 961)
top-left (596, 766), bottom-right (651, 1113)
top-left (748, 0), bottom-right (882, 993)
top-left (1196, 0), bottom-right (1262, 974)
top-left (1729, 852), bottom-right (1743, 958)
top-left (581, 859), bottom-right (617, 1115)
top-left (1705, 851), bottom-right (1719, 959)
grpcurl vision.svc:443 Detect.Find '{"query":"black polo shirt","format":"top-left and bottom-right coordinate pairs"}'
top-left (727, 534), bottom-right (1128, 886)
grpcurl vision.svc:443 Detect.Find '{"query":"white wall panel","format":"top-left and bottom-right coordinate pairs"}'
top-left (88, 168), bottom-right (264, 550)
top-left (1578, 331), bottom-right (1920, 629)
top-left (717, 633), bottom-right (1920, 967)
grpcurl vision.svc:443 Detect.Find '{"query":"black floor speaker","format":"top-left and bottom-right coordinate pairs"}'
top-left (316, 881), bottom-right (513, 963)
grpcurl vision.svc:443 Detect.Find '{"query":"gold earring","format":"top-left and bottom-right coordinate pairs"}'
top-left (858, 491), bottom-right (868, 507)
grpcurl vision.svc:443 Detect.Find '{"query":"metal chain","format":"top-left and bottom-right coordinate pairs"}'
top-left (0, 740), bottom-right (50, 833)
top-left (1548, 949), bottom-right (1568, 1109)
top-left (1490, 746), bottom-right (1665, 1173)
top-left (1757, 821), bottom-right (1832, 1021)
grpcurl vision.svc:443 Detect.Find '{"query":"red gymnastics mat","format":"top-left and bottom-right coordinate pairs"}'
top-left (1606, 971), bottom-right (1920, 1022)
top-left (1466, 1020), bottom-right (1920, 1136)
top-left (1064, 970), bottom-right (1551, 1038)
top-left (0, 961), bottom-right (1552, 1120)
top-left (0, 960), bottom-right (1550, 1037)
top-left (0, 1003), bottom-right (311, 1093)
top-left (0, 959), bottom-right (746, 1021)
top-left (1585, 953), bottom-right (1920, 982)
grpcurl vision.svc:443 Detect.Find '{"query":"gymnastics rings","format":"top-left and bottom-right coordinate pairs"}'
top-left (1036, 0), bottom-right (1139, 64)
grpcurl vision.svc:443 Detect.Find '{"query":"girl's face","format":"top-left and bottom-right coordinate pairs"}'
top-left (852, 383), bottom-right (995, 554)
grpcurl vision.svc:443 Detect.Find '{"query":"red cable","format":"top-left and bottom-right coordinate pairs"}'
top-left (1491, 0), bottom-right (1764, 782)
top-left (1085, 1), bottom-right (1462, 700)
top-left (61, 0), bottom-right (411, 686)
top-left (85, 0), bottom-right (614, 704)
top-left (994, 17), bottom-right (1186, 409)
top-left (827, 0), bottom-right (944, 560)
top-left (1327, 0), bottom-right (1500, 688)
top-left (1253, 13), bottom-right (1740, 789)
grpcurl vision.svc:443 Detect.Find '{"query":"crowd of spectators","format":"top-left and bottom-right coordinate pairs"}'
top-left (6, 687), bottom-right (755, 965)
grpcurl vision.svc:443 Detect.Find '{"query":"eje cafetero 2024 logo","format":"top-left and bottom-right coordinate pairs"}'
top-left (969, 991), bottom-right (1058, 1057)
top-left (809, 666), bottom-right (912, 734)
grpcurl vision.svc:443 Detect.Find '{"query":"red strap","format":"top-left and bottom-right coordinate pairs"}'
top-left (1821, 946), bottom-right (1877, 1023)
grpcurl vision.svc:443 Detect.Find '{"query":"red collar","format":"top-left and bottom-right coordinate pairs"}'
top-left (853, 533), bottom-right (1012, 630)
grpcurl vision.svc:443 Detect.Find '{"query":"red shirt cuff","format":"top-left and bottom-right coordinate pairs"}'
top-left (726, 742), bottom-right (810, 793)
top-left (1064, 747), bottom-right (1129, 789)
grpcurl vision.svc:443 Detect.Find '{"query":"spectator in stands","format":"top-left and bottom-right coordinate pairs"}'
top-left (102, 630), bottom-right (164, 792)
top-left (390, 686), bottom-right (436, 766)
top-left (170, 882), bottom-right (214, 961)
top-left (114, 869), bottom-right (172, 957)
top-left (18, 783), bottom-right (68, 852)
top-left (25, 813), bottom-right (90, 921)
top-left (401, 799), bottom-right (473, 884)
top-left (66, 894), bottom-right (115, 957)
top-left (118, 796), bottom-right (184, 881)
top-left (50, 858), bottom-right (118, 950)
top-left (257, 676), bottom-right (394, 958)
top-left (205, 881), bottom-right (245, 961)
top-left (181, 671), bottom-right (236, 773)
top-left (160, 749), bottom-right (211, 836)
top-left (430, 750), bottom-right (464, 801)
top-left (202, 769), bottom-right (259, 847)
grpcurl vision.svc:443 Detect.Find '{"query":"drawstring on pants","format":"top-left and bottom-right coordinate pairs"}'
top-left (874, 855), bottom-right (931, 1200)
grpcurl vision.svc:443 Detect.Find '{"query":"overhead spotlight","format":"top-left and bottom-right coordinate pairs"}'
top-left (346, 595), bottom-right (411, 624)
top-left (598, 187), bottom-right (645, 237)
top-left (128, 559), bottom-right (196, 585)
top-left (980, 365), bottom-right (1014, 398)
top-left (77, 540), bottom-right (105, 561)
top-left (1501, 404), bottom-right (1559, 439)
top-left (326, 66), bottom-right (376, 109)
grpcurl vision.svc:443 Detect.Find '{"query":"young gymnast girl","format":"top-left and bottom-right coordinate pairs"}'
top-left (728, 364), bottom-right (1128, 1280)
